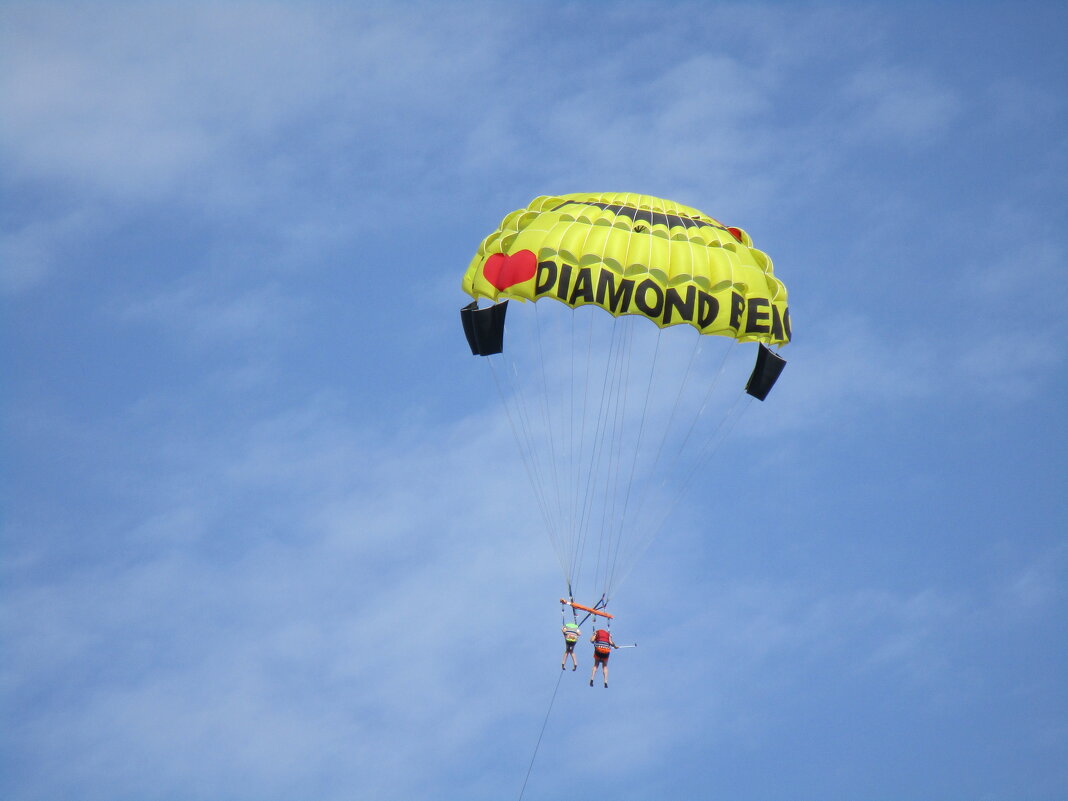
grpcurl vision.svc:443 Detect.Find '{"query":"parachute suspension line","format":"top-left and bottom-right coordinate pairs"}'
top-left (613, 385), bottom-right (755, 597)
top-left (533, 301), bottom-right (569, 584)
top-left (564, 309), bottom-right (578, 582)
top-left (600, 314), bottom-right (647, 599)
top-left (565, 308), bottom-right (596, 595)
top-left (496, 312), bottom-right (583, 588)
top-left (610, 337), bottom-right (739, 586)
top-left (561, 597), bottom-right (578, 626)
top-left (598, 313), bottom-right (636, 602)
top-left (577, 316), bottom-right (615, 597)
top-left (487, 357), bottom-right (553, 536)
top-left (607, 339), bottom-right (742, 597)
top-left (503, 358), bottom-right (557, 541)
top-left (599, 594), bottom-right (611, 632)
top-left (564, 313), bottom-right (591, 593)
top-left (625, 332), bottom-right (703, 534)
top-left (597, 318), bottom-right (633, 599)
top-left (591, 327), bottom-right (617, 598)
top-left (680, 387), bottom-right (753, 503)
top-left (608, 316), bottom-right (644, 594)
top-left (507, 351), bottom-right (567, 567)
top-left (605, 324), bottom-right (664, 597)
top-left (517, 668), bottom-right (565, 801)
top-left (506, 305), bottom-right (572, 585)
top-left (569, 309), bottom-right (597, 593)
top-left (576, 320), bottom-right (619, 598)
top-left (593, 315), bottom-right (633, 598)
top-left (676, 339), bottom-right (739, 461)
top-left (486, 356), bottom-right (568, 583)
top-left (571, 312), bottom-right (627, 598)
top-left (633, 341), bottom-right (744, 558)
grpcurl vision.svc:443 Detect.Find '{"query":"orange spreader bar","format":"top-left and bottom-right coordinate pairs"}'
top-left (560, 599), bottom-right (614, 619)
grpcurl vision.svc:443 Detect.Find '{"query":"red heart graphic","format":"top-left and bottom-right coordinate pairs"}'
top-left (483, 250), bottom-right (537, 291)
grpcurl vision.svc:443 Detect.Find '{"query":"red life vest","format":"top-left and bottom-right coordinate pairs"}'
top-left (593, 629), bottom-right (612, 653)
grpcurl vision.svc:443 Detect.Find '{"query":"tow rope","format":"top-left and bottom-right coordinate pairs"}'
top-left (517, 668), bottom-right (564, 801)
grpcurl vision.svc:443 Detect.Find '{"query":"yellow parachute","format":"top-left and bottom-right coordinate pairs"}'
top-left (462, 192), bottom-right (790, 344)
top-left (460, 193), bottom-right (791, 613)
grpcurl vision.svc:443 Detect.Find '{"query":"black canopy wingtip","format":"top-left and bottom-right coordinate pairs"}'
top-left (460, 300), bottom-right (508, 356)
top-left (745, 343), bottom-right (786, 401)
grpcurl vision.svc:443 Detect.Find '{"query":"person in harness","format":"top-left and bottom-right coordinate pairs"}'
top-left (561, 622), bottom-right (581, 670)
top-left (589, 627), bottom-right (618, 687)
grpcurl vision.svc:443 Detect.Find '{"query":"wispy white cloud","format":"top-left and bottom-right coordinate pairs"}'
top-left (988, 544), bottom-right (1065, 620)
top-left (2, 394), bottom-right (556, 799)
top-left (0, 5), bottom-right (506, 200)
top-left (955, 334), bottom-right (1060, 401)
top-left (841, 65), bottom-right (962, 146)
top-left (0, 207), bottom-right (96, 293)
top-left (0, 4), bottom-right (517, 298)
top-left (112, 277), bottom-right (303, 346)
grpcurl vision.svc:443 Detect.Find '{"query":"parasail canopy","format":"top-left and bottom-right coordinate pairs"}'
top-left (462, 192), bottom-right (790, 345)
top-left (461, 192), bottom-right (791, 611)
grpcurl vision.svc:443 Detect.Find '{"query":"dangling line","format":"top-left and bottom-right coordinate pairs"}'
top-left (517, 669), bottom-right (565, 801)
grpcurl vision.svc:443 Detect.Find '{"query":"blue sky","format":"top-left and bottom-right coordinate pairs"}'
top-left (2, 2), bottom-right (1066, 800)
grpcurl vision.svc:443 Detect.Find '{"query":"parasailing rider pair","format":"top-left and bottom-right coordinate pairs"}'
top-left (461, 192), bottom-right (791, 638)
